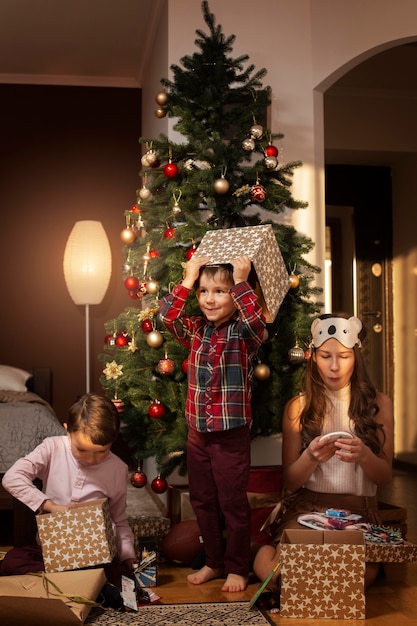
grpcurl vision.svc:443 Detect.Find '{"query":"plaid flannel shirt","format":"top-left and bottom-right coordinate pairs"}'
top-left (159, 281), bottom-right (266, 432)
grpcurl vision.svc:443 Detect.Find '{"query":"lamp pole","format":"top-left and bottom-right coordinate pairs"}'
top-left (85, 303), bottom-right (90, 393)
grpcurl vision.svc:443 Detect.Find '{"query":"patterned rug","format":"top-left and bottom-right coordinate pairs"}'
top-left (85, 602), bottom-right (271, 625)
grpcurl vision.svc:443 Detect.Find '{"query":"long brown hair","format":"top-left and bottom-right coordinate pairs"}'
top-left (300, 314), bottom-right (385, 455)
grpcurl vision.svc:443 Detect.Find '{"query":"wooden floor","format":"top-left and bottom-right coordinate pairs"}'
top-left (154, 464), bottom-right (417, 625)
top-left (1, 464), bottom-right (416, 624)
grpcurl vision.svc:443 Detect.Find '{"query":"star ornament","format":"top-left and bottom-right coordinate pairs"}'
top-left (103, 360), bottom-right (124, 380)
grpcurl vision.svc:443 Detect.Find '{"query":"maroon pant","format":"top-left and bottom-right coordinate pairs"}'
top-left (187, 426), bottom-right (251, 577)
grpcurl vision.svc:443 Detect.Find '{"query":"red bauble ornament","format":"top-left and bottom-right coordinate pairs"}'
top-left (137, 280), bottom-right (148, 295)
top-left (182, 357), bottom-right (189, 374)
top-left (148, 400), bottom-right (165, 419)
top-left (141, 318), bottom-right (153, 333)
top-left (112, 397), bottom-right (125, 415)
top-left (185, 246), bottom-right (197, 260)
top-left (130, 470), bottom-right (147, 488)
top-left (250, 184), bottom-right (266, 203)
top-left (128, 291), bottom-right (140, 300)
top-left (104, 334), bottom-right (113, 345)
top-left (164, 226), bottom-right (175, 239)
top-left (265, 144), bottom-right (279, 157)
top-left (149, 248), bottom-right (160, 258)
top-left (163, 162), bottom-right (179, 178)
top-left (304, 348), bottom-right (312, 361)
top-left (124, 275), bottom-right (140, 291)
top-left (115, 332), bottom-right (129, 347)
top-left (151, 475), bottom-right (168, 494)
top-left (157, 357), bottom-right (175, 375)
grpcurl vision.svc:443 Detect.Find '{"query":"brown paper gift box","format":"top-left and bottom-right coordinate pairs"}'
top-left (279, 529), bottom-right (366, 619)
top-left (365, 540), bottom-right (417, 563)
top-left (0, 568), bottom-right (105, 625)
top-left (128, 514), bottom-right (171, 553)
top-left (36, 498), bottom-right (117, 573)
top-left (194, 224), bottom-right (290, 322)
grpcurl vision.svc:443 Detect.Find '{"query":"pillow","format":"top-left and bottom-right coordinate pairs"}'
top-left (0, 365), bottom-right (32, 392)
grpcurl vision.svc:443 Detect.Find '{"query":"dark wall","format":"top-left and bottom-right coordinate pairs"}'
top-left (0, 84), bottom-right (141, 421)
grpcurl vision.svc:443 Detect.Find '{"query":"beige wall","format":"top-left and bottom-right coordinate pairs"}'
top-left (140, 0), bottom-right (417, 465)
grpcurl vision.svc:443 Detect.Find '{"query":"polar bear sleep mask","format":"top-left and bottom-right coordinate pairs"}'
top-left (311, 316), bottom-right (362, 349)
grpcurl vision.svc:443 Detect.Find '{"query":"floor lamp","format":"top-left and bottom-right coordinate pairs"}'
top-left (63, 220), bottom-right (112, 393)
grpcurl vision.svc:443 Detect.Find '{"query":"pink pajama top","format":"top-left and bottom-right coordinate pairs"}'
top-left (2, 435), bottom-right (135, 562)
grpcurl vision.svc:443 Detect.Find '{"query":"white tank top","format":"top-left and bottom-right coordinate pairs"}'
top-left (304, 385), bottom-right (377, 496)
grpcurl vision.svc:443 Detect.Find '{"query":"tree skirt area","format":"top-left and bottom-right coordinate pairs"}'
top-left (85, 602), bottom-right (271, 626)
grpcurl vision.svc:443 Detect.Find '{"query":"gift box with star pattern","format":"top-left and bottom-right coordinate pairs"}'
top-left (193, 224), bottom-right (290, 322)
top-left (279, 529), bottom-right (366, 619)
top-left (36, 498), bottom-right (117, 573)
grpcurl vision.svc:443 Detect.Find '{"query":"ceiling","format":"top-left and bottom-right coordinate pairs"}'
top-left (1, 1), bottom-right (415, 95)
top-left (0, 0), bottom-right (161, 87)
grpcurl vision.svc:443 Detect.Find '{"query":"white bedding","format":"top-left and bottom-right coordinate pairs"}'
top-left (0, 392), bottom-right (65, 473)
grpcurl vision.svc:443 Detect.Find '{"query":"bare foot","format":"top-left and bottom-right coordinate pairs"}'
top-left (221, 573), bottom-right (249, 592)
top-left (187, 565), bottom-right (224, 585)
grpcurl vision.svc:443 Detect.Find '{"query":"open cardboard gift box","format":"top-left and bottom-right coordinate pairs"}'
top-left (279, 529), bottom-right (366, 619)
top-left (36, 498), bottom-right (117, 573)
top-left (194, 224), bottom-right (290, 322)
top-left (0, 568), bottom-right (105, 625)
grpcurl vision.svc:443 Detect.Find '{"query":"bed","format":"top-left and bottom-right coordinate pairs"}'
top-left (0, 366), bottom-right (65, 475)
top-left (0, 366), bottom-right (65, 546)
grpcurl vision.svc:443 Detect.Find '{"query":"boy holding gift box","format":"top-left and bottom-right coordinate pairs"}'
top-left (1, 393), bottom-right (135, 599)
top-left (160, 254), bottom-right (266, 592)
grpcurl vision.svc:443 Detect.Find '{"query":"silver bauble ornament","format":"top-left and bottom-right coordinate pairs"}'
top-left (265, 155), bottom-right (278, 170)
top-left (250, 124), bottom-right (264, 139)
top-left (242, 137), bottom-right (255, 151)
top-left (139, 186), bottom-right (152, 200)
top-left (288, 345), bottom-right (305, 364)
top-left (146, 150), bottom-right (158, 166)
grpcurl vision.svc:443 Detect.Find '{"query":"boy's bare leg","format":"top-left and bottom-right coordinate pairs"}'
top-left (187, 565), bottom-right (224, 585)
top-left (221, 573), bottom-right (249, 592)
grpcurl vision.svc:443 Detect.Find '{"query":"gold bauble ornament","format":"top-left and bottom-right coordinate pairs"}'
top-left (146, 279), bottom-right (159, 295)
top-left (155, 90), bottom-right (168, 106)
top-left (289, 274), bottom-right (300, 289)
top-left (146, 330), bottom-right (164, 348)
top-left (254, 363), bottom-right (271, 380)
top-left (213, 177), bottom-right (230, 194)
top-left (120, 227), bottom-right (136, 244)
top-left (155, 107), bottom-right (166, 119)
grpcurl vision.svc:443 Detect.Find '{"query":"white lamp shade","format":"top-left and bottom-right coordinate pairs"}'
top-left (63, 220), bottom-right (112, 305)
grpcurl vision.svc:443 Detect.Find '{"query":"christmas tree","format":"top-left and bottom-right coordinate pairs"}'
top-left (99, 1), bottom-right (321, 486)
